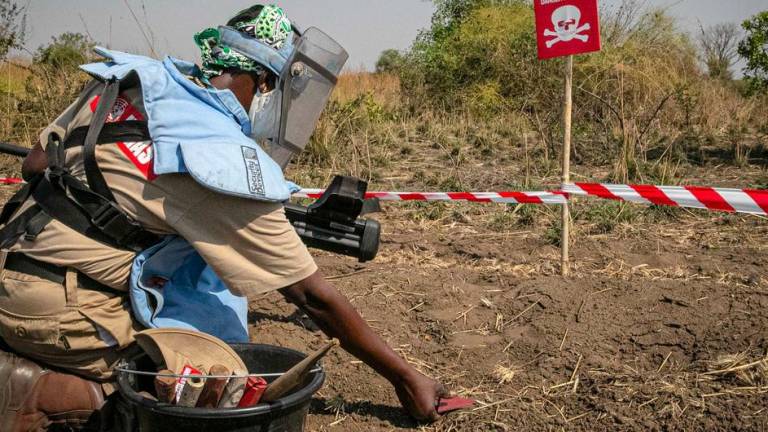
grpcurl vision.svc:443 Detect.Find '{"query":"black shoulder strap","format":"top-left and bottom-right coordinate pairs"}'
top-left (63, 121), bottom-right (150, 151)
top-left (0, 175), bottom-right (52, 249)
top-left (0, 175), bottom-right (41, 226)
top-left (0, 205), bottom-right (49, 250)
top-left (31, 169), bottom-right (160, 252)
top-left (83, 78), bottom-right (121, 201)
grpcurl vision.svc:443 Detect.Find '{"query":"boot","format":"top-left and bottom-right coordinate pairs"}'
top-left (0, 350), bottom-right (105, 432)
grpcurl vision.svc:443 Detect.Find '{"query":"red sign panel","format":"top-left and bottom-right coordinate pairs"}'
top-left (534, 0), bottom-right (601, 60)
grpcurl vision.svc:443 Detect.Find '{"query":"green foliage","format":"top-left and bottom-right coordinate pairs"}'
top-left (488, 204), bottom-right (540, 230)
top-left (0, 0), bottom-right (24, 60)
top-left (543, 223), bottom-right (562, 247)
top-left (405, 1), bottom-right (557, 114)
top-left (375, 49), bottom-right (405, 74)
top-left (34, 32), bottom-right (94, 69)
top-left (738, 11), bottom-right (768, 95)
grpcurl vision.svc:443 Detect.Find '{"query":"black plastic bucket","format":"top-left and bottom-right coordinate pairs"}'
top-left (115, 343), bottom-right (325, 432)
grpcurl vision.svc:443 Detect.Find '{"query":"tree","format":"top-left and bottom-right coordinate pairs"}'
top-left (738, 11), bottom-right (768, 95)
top-left (34, 32), bottom-right (94, 69)
top-left (375, 49), bottom-right (404, 74)
top-left (698, 23), bottom-right (740, 80)
top-left (0, 0), bottom-right (24, 60)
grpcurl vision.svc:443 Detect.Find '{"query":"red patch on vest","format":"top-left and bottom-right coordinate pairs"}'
top-left (89, 95), bottom-right (157, 181)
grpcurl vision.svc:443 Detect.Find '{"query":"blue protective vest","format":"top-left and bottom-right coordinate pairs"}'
top-left (80, 47), bottom-right (298, 202)
top-left (79, 48), bottom-right (297, 342)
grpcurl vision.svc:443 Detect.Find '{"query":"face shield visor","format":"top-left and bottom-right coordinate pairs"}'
top-left (219, 25), bottom-right (349, 169)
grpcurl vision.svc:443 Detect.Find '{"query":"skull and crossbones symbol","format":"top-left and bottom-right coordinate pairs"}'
top-left (544, 5), bottom-right (591, 48)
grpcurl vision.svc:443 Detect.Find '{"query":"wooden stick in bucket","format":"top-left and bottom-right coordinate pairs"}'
top-left (196, 364), bottom-right (231, 408)
top-left (218, 374), bottom-right (247, 408)
top-left (154, 370), bottom-right (177, 403)
top-left (177, 375), bottom-right (205, 407)
top-left (261, 339), bottom-right (339, 403)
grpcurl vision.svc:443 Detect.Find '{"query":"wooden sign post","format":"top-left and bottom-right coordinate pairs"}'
top-left (561, 55), bottom-right (573, 276)
top-left (533, 0), bottom-right (601, 276)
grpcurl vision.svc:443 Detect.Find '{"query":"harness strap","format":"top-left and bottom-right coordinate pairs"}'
top-left (0, 205), bottom-right (48, 250)
top-left (0, 175), bottom-right (41, 226)
top-left (32, 174), bottom-right (159, 253)
top-left (45, 132), bottom-right (66, 173)
top-left (26, 79), bottom-right (159, 253)
top-left (64, 121), bottom-right (150, 151)
top-left (83, 78), bottom-right (120, 202)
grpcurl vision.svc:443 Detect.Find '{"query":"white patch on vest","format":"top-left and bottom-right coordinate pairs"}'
top-left (242, 146), bottom-right (265, 195)
top-left (125, 141), bottom-right (153, 165)
top-left (108, 98), bottom-right (129, 122)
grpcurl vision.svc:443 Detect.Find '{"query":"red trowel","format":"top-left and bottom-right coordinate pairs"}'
top-left (436, 396), bottom-right (476, 415)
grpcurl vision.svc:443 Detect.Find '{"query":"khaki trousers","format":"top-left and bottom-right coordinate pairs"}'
top-left (0, 260), bottom-right (139, 381)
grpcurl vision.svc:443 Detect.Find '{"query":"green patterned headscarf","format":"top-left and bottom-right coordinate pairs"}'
top-left (194, 4), bottom-right (293, 79)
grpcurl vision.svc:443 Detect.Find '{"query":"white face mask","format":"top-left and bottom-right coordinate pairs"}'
top-left (248, 89), bottom-right (282, 143)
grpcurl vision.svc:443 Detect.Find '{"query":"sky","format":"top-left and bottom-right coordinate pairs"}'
top-left (15, 0), bottom-right (768, 71)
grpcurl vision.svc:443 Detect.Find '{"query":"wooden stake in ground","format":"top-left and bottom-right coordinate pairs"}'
top-left (561, 55), bottom-right (574, 276)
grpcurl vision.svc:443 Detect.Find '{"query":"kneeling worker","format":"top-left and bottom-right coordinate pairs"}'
top-left (0, 4), bottom-right (446, 429)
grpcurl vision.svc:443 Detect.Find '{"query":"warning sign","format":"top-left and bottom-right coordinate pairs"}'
top-left (534, 0), bottom-right (601, 59)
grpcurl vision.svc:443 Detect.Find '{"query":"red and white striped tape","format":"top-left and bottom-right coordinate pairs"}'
top-left (563, 183), bottom-right (768, 216)
top-left (294, 189), bottom-right (569, 205)
top-left (2, 175), bottom-right (767, 216)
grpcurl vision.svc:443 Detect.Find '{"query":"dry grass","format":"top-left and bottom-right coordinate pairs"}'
top-left (333, 70), bottom-right (401, 106)
top-left (0, 58), bottom-right (29, 95)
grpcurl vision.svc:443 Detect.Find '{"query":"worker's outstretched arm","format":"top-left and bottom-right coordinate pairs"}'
top-left (279, 271), bottom-right (447, 422)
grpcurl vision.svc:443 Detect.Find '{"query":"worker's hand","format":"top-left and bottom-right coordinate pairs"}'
top-left (394, 371), bottom-right (448, 423)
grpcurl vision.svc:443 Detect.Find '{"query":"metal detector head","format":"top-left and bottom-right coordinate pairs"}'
top-left (307, 175), bottom-right (366, 223)
top-left (284, 175), bottom-right (380, 262)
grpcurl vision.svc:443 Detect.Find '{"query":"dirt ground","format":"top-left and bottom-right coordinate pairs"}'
top-left (249, 189), bottom-right (768, 431)
top-left (1, 162), bottom-right (766, 431)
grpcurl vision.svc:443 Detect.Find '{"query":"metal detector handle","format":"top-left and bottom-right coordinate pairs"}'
top-left (0, 142), bottom-right (30, 158)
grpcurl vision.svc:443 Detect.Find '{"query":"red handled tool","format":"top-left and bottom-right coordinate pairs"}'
top-left (436, 396), bottom-right (475, 415)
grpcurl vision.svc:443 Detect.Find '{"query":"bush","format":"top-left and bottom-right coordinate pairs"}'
top-left (738, 11), bottom-right (768, 96)
top-left (0, 0), bottom-right (24, 60)
top-left (34, 32), bottom-right (94, 69)
top-left (404, 1), bottom-right (559, 115)
top-left (375, 49), bottom-right (405, 74)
